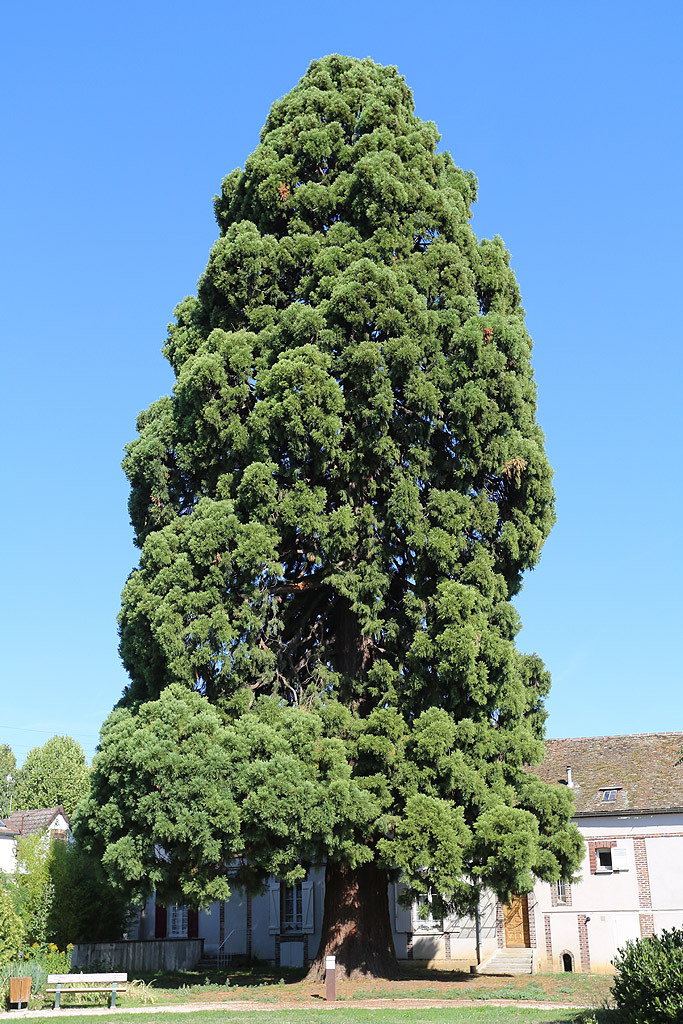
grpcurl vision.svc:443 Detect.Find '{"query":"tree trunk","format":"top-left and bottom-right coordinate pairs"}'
top-left (306, 861), bottom-right (400, 980)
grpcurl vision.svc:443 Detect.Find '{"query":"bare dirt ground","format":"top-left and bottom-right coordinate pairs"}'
top-left (157, 968), bottom-right (611, 1006)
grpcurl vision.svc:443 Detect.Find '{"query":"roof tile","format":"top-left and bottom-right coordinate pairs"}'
top-left (3, 806), bottom-right (70, 835)
top-left (535, 733), bottom-right (683, 814)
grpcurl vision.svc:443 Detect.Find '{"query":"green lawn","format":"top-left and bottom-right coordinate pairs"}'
top-left (10, 1008), bottom-right (611, 1024)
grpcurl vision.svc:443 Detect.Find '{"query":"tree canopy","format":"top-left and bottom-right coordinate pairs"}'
top-left (82, 55), bottom-right (583, 977)
top-left (15, 736), bottom-right (90, 818)
top-left (0, 745), bottom-right (16, 819)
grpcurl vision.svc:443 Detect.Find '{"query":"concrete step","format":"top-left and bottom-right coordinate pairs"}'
top-left (478, 949), bottom-right (534, 976)
top-left (195, 954), bottom-right (250, 971)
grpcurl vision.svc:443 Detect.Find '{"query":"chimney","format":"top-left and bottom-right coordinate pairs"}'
top-left (566, 766), bottom-right (573, 788)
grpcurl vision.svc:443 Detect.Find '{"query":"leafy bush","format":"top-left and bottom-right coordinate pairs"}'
top-left (12, 832), bottom-right (55, 944)
top-left (48, 836), bottom-right (130, 945)
top-left (0, 887), bottom-right (24, 967)
top-left (612, 926), bottom-right (683, 1023)
top-left (24, 941), bottom-right (73, 975)
top-left (0, 943), bottom-right (73, 1010)
top-left (0, 958), bottom-right (47, 1009)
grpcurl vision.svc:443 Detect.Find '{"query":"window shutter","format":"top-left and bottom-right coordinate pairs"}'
top-left (394, 883), bottom-right (413, 933)
top-left (302, 880), bottom-right (314, 933)
top-left (155, 903), bottom-right (167, 938)
top-left (268, 882), bottom-right (281, 934)
top-left (188, 908), bottom-right (199, 938)
top-left (612, 846), bottom-right (629, 871)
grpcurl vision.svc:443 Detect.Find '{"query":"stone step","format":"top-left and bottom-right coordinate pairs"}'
top-left (478, 949), bottom-right (534, 976)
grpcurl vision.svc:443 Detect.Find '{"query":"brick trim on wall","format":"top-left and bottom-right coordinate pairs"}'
top-left (527, 894), bottom-right (537, 949)
top-left (544, 914), bottom-right (553, 962)
top-left (551, 881), bottom-right (573, 907)
top-left (495, 901), bottom-right (505, 948)
top-left (588, 839), bottom-right (617, 874)
top-left (406, 934), bottom-right (414, 959)
top-left (578, 915), bottom-right (591, 973)
top-left (444, 932), bottom-right (451, 959)
top-left (639, 913), bottom-right (654, 938)
top-left (633, 837), bottom-right (652, 908)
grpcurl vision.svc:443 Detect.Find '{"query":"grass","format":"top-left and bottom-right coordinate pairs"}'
top-left (9, 1008), bottom-right (614, 1024)
top-left (118, 963), bottom-right (613, 1008)
top-left (18, 964), bottom-right (614, 1020)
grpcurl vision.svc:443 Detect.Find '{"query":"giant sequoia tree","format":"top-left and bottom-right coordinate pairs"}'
top-left (81, 55), bottom-right (582, 978)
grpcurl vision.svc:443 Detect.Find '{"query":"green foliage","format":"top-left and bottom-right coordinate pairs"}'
top-left (0, 880), bottom-right (25, 966)
top-left (0, 946), bottom-right (72, 1010)
top-left (78, 686), bottom-right (237, 907)
top-left (0, 744), bottom-right (16, 818)
top-left (48, 838), bottom-right (130, 946)
top-left (2, 825), bottom-right (115, 950)
top-left (12, 832), bottom-right (55, 945)
top-left (14, 735), bottom-right (90, 818)
top-left (85, 55), bottom-right (582, 922)
top-left (611, 927), bottom-right (683, 1023)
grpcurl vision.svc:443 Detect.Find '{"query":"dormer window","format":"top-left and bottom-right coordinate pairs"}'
top-left (599, 787), bottom-right (621, 802)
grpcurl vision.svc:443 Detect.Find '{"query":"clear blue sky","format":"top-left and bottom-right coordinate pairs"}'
top-left (1, 0), bottom-right (681, 766)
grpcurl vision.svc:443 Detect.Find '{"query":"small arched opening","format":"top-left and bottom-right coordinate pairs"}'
top-left (561, 951), bottom-right (574, 972)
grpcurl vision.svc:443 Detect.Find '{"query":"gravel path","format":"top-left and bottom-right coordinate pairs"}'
top-left (0, 996), bottom-right (590, 1018)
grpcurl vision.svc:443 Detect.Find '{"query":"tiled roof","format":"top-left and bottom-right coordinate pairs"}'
top-left (534, 733), bottom-right (683, 815)
top-left (0, 820), bottom-right (16, 838)
top-left (3, 806), bottom-right (70, 835)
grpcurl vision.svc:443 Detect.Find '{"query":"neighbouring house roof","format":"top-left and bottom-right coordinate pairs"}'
top-left (0, 820), bottom-right (16, 838)
top-left (535, 733), bottom-right (683, 816)
top-left (2, 806), bottom-right (70, 836)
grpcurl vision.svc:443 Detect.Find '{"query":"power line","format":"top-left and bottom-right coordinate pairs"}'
top-left (0, 724), bottom-right (99, 740)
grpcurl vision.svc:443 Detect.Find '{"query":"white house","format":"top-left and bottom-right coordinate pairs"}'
top-left (531, 732), bottom-right (683, 973)
top-left (0, 805), bottom-right (72, 875)
top-left (132, 732), bottom-right (683, 974)
top-left (0, 819), bottom-right (17, 873)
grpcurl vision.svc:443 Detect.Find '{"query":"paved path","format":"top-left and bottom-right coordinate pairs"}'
top-left (0, 997), bottom-right (590, 1019)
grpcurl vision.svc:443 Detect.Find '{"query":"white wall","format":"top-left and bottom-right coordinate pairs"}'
top-left (0, 834), bottom-right (16, 873)
top-left (536, 813), bottom-right (683, 973)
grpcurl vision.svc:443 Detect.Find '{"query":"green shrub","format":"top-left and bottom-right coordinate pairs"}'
top-left (0, 890), bottom-right (24, 967)
top-left (24, 941), bottom-right (73, 975)
top-left (0, 943), bottom-right (73, 1010)
top-left (612, 927), bottom-right (683, 1023)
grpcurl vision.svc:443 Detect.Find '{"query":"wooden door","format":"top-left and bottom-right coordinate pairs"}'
top-left (504, 895), bottom-right (530, 947)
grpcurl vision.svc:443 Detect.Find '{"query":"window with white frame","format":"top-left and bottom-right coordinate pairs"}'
top-left (167, 903), bottom-right (188, 937)
top-left (596, 847), bottom-right (613, 871)
top-left (412, 890), bottom-right (443, 933)
top-left (268, 878), bottom-right (315, 934)
top-left (283, 881), bottom-right (304, 932)
top-left (556, 879), bottom-right (570, 904)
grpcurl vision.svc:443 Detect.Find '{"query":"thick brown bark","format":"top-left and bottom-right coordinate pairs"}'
top-left (306, 861), bottom-right (400, 980)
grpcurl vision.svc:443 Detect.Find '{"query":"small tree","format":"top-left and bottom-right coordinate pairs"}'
top-left (12, 832), bottom-right (55, 945)
top-left (48, 839), bottom-right (129, 947)
top-left (14, 736), bottom-right (90, 818)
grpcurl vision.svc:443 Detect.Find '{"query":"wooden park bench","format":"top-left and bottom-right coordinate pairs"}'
top-left (46, 973), bottom-right (128, 1008)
